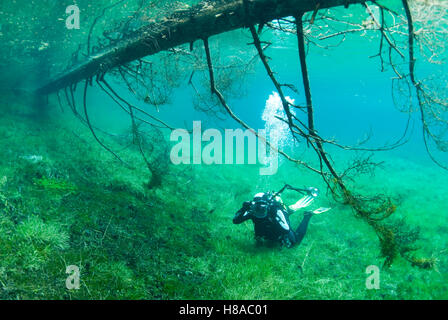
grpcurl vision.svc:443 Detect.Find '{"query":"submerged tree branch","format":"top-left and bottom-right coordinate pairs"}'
top-left (82, 79), bottom-right (128, 166)
top-left (36, 0), bottom-right (367, 95)
top-left (402, 0), bottom-right (448, 171)
top-left (202, 38), bottom-right (323, 175)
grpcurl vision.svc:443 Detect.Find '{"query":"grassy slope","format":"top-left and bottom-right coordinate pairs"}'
top-left (0, 96), bottom-right (447, 299)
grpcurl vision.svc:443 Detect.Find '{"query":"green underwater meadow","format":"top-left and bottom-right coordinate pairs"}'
top-left (1, 94), bottom-right (447, 299)
top-left (1, 0), bottom-right (448, 300)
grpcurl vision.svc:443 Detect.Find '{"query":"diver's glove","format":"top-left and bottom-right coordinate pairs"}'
top-left (241, 201), bottom-right (251, 211)
top-left (233, 201), bottom-right (252, 224)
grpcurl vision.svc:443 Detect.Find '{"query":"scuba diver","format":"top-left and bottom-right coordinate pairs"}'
top-left (233, 184), bottom-right (331, 248)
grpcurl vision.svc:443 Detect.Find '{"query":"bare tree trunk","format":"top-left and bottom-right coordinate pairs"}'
top-left (37, 0), bottom-right (365, 95)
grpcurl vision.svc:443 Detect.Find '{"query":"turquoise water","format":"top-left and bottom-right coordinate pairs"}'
top-left (0, 0), bottom-right (447, 299)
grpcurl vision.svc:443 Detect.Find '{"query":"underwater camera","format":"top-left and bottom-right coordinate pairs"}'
top-left (250, 193), bottom-right (275, 219)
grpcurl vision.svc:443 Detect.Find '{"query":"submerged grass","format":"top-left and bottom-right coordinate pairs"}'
top-left (0, 96), bottom-right (447, 299)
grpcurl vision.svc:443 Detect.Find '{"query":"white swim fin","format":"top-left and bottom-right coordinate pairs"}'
top-left (312, 207), bottom-right (332, 215)
top-left (289, 195), bottom-right (315, 211)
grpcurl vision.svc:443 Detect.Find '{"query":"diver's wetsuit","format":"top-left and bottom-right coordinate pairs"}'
top-left (233, 192), bottom-right (312, 248)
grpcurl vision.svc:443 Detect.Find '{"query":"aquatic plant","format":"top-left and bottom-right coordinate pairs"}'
top-left (0, 176), bottom-right (8, 210)
top-left (33, 177), bottom-right (77, 193)
top-left (16, 215), bottom-right (70, 251)
top-left (337, 187), bottom-right (398, 267)
top-left (406, 256), bottom-right (439, 270)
